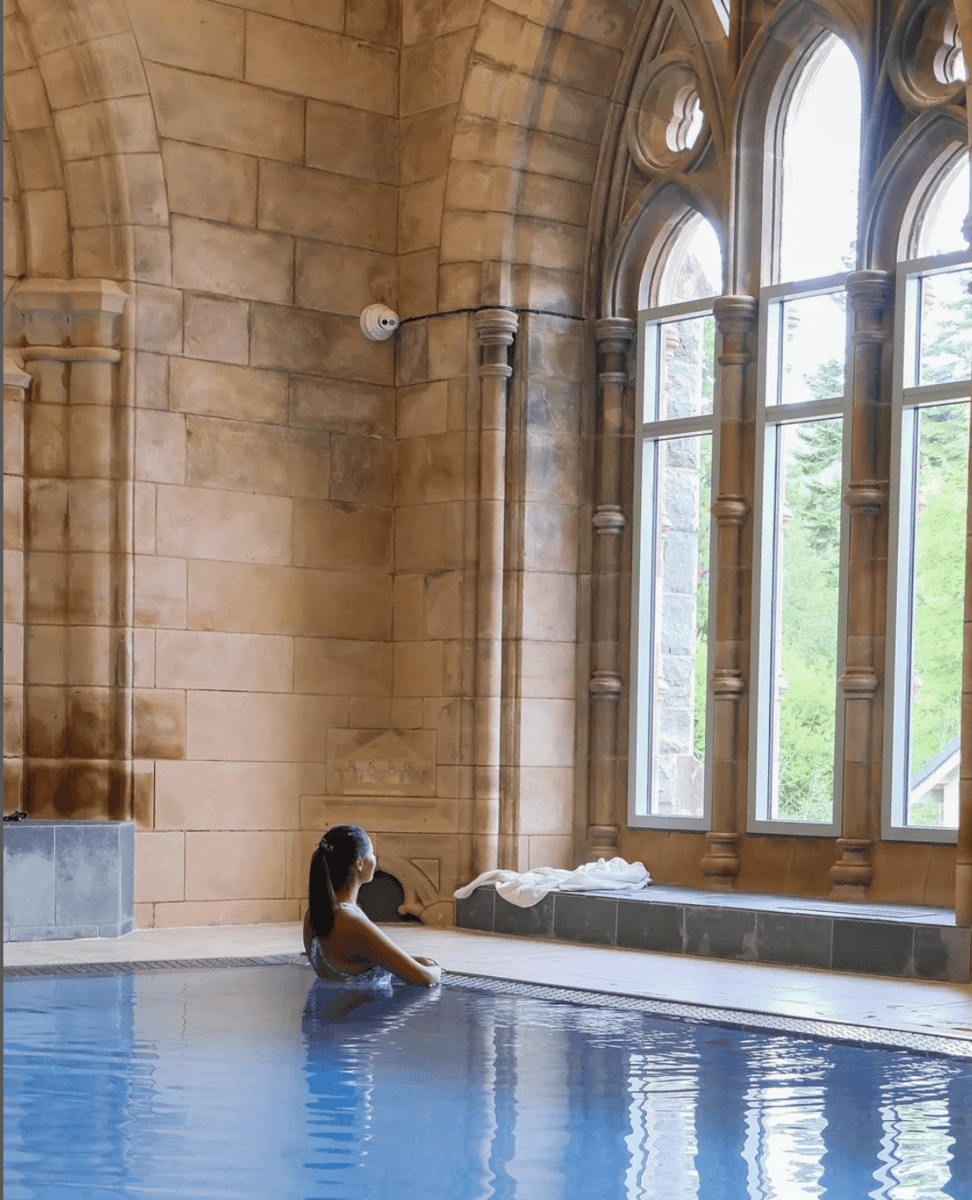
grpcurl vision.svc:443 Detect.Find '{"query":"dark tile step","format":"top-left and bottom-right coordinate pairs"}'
top-left (455, 886), bottom-right (971, 983)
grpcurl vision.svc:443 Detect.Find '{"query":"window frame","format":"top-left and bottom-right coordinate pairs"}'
top-left (628, 294), bottom-right (722, 831)
top-left (747, 271), bottom-right (853, 836)
top-left (882, 247), bottom-right (971, 844)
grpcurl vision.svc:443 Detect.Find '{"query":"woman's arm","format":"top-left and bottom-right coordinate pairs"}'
top-left (353, 917), bottom-right (442, 987)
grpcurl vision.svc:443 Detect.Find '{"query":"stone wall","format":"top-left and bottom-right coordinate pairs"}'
top-left (3, 0), bottom-right (970, 932)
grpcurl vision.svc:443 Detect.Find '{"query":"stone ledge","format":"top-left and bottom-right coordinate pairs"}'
top-left (455, 885), bottom-right (971, 984)
top-left (3, 820), bottom-right (134, 943)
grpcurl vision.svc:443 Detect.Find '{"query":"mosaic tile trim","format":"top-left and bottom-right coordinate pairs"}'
top-left (2, 954), bottom-right (300, 977)
top-left (441, 972), bottom-right (972, 1061)
top-left (5, 956), bottom-right (968, 1061)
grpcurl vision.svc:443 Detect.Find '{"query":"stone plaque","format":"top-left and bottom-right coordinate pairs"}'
top-left (326, 729), bottom-right (436, 796)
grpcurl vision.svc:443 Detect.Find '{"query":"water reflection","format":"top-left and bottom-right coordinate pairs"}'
top-left (4, 969), bottom-right (970, 1200)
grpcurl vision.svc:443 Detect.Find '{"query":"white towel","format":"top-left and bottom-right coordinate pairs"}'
top-left (453, 857), bottom-right (651, 908)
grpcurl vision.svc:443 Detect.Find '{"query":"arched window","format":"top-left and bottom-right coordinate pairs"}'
top-left (750, 36), bottom-right (862, 829)
top-left (885, 152), bottom-right (971, 838)
top-left (629, 213), bottom-right (723, 825)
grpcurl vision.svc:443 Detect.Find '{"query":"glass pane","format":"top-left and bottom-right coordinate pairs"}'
top-left (767, 418), bottom-right (842, 822)
top-left (779, 39), bottom-right (861, 282)
top-left (661, 214), bottom-right (723, 304)
top-left (906, 402), bottom-right (969, 829)
top-left (653, 315), bottom-right (715, 420)
top-left (774, 292), bottom-right (846, 405)
top-left (915, 158), bottom-right (970, 257)
top-left (918, 267), bottom-right (972, 387)
top-left (646, 434), bottom-right (711, 818)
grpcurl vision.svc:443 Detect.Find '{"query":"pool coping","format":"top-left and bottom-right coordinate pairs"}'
top-left (5, 953), bottom-right (970, 1062)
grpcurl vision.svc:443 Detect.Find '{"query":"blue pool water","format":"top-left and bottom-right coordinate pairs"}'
top-left (4, 963), bottom-right (970, 1200)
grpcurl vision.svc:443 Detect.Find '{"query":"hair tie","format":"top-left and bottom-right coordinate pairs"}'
top-left (319, 837), bottom-right (332, 855)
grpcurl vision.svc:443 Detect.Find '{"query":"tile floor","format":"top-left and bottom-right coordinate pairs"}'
top-left (4, 922), bottom-right (971, 1044)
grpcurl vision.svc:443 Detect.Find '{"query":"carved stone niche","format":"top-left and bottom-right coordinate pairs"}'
top-left (625, 52), bottom-right (710, 176)
top-left (888, 0), bottom-right (967, 111)
top-left (373, 852), bottom-right (454, 927)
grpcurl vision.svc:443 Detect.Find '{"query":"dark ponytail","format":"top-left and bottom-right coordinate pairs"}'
top-left (307, 824), bottom-right (370, 940)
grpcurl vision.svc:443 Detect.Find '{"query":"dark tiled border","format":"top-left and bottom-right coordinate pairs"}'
top-left (454, 887), bottom-right (971, 983)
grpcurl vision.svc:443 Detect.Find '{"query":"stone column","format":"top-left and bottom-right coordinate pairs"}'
top-left (472, 309), bottom-right (518, 876)
top-left (700, 296), bottom-right (757, 888)
top-left (831, 270), bottom-right (892, 900)
top-left (4, 352), bottom-right (31, 813)
top-left (15, 278), bottom-right (133, 820)
top-left (588, 317), bottom-right (635, 859)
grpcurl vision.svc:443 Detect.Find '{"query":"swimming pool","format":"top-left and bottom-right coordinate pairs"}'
top-left (4, 961), bottom-right (970, 1199)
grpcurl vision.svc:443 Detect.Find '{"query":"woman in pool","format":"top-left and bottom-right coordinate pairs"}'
top-left (303, 824), bottom-right (442, 987)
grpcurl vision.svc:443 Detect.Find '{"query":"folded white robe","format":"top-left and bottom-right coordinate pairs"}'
top-left (453, 857), bottom-right (651, 908)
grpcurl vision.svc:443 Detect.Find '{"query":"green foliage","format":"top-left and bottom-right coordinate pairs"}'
top-left (909, 403), bottom-right (969, 777)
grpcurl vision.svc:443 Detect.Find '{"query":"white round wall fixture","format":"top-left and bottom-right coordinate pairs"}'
top-left (360, 303), bottom-right (400, 341)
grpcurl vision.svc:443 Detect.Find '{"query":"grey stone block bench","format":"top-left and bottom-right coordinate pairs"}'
top-left (456, 883), bottom-right (971, 984)
top-left (3, 820), bottom-right (134, 941)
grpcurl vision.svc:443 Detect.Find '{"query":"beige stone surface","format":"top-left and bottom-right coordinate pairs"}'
top-left (155, 760), bottom-right (303, 830)
top-left (399, 177), bottom-right (447, 254)
top-left (134, 554), bottom-right (187, 629)
top-left (258, 161), bottom-right (397, 256)
top-left (133, 687), bottom-right (186, 759)
top-left (398, 248), bottom-right (439, 318)
top-left (395, 504), bottom-right (445, 571)
top-left (169, 358), bottom-right (288, 424)
top-left (245, 13), bottom-right (398, 115)
top-left (160, 140), bottom-right (257, 226)
top-left (145, 62), bottom-right (304, 161)
top-left (295, 240), bottom-right (396, 318)
top-left (172, 215), bottom-right (292, 304)
top-left (182, 293), bottom-right (249, 365)
top-left (3, 623), bottom-right (24, 684)
top-left (402, 0), bottom-right (481, 45)
top-left (133, 283), bottom-right (183, 354)
top-left (155, 629), bottom-right (294, 692)
top-left (185, 830), bottom-right (286, 900)
top-left (187, 561), bottom-right (392, 639)
top-left (54, 96), bottom-right (159, 160)
top-left (294, 638), bottom-right (392, 696)
top-left (135, 409), bottom-right (185, 485)
top-left (249, 303), bottom-right (395, 385)
top-left (400, 104), bottom-right (457, 184)
top-left (152, 898), bottom-right (300, 926)
top-left (184, 417), bottom-right (330, 500)
top-left (292, 500), bottom-right (392, 571)
top-left (519, 639), bottom-right (575, 698)
top-left (185, 690), bottom-right (347, 761)
top-left (394, 639), bottom-right (443, 696)
top-left (134, 830), bottom-right (185, 903)
top-left (329, 434), bottom-right (394, 505)
top-left (40, 34), bottom-right (148, 109)
top-left (290, 378), bottom-right (394, 437)
top-left (400, 27), bottom-right (475, 116)
top-left (305, 99), bottom-right (398, 186)
top-left (517, 765), bottom-right (574, 833)
top-left (156, 483), bottom-right (293, 564)
top-left (127, 0), bottom-right (245, 80)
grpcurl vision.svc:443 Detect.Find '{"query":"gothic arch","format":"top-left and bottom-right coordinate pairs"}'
top-left (604, 179), bottom-right (723, 317)
top-left (5, 0), bottom-right (169, 290)
top-left (727, 0), bottom-right (865, 293)
top-left (863, 107), bottom-right (968, 266)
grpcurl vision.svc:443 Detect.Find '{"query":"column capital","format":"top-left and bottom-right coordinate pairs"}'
top-left (3, 350), bottom-right (31, 390)
top-left (473, 307), bottom-right (518, 347)
top-left (845, 269), bottom-right (893, 306)
top-left (13, 277), bottom-right (128, 317)
top-left (13, 277), bottom-right (129, 350)
top-left (593, 316), bottom-right (636, 349)
top-left (712, 294), bottom-right (758, 331)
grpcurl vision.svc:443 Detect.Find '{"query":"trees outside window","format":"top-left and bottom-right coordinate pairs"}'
top-left (885, 157), bottom-right (972, 838)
